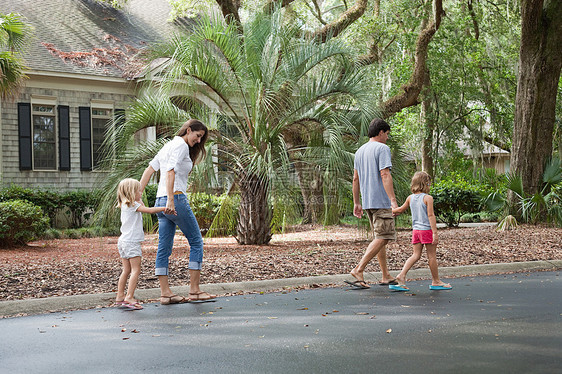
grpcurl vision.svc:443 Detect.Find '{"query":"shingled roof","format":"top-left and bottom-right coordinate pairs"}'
top-left (2, 0), bottom-right (191, 79)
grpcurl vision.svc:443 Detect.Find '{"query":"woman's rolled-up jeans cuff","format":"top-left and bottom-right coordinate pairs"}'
top-left (155, 263), bottom-right (200, 276)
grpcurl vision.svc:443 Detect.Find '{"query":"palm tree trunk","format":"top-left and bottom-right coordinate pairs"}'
top-left (295, 162), bottom-right (324, 224)
top-left (236, 174), bottom-right (272, 245)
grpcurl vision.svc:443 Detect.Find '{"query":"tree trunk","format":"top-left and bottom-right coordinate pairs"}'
top-left (421, 95), bottom-right (435, 179)
top-left (295, 162), bottom-right (324, 224)
top-left (236, 174), bottom-right (272, 245)
top-left (510, 0), bottom-right (562, 200)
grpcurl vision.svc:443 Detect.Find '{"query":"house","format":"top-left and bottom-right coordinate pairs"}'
top-left (466, 143), bottom-right (510, 174)
top-left (0, 0), bottom-right (183, 191)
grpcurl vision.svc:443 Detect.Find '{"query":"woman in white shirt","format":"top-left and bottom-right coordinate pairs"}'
top-left (140, 119), bottom-right (216, 304)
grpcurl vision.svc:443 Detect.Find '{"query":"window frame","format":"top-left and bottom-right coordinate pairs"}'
top-left (90, 100), bottom-right (114, 170)
top-left (30, 97), bottom-right (58, 171)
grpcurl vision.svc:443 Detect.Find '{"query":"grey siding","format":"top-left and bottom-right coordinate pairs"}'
top-left (1, 86), bottom-right (134, 191)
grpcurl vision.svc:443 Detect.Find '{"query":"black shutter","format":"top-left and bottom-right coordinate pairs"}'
top-left (79, 106), bottom-right (92, 171)
top-left (58, 105), bottom-right (71, 171)
top-left (18, 103), bottom-right (32, 170)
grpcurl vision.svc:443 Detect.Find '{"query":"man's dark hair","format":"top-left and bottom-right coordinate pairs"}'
top-left (368, 118), bottom-right (390, 138)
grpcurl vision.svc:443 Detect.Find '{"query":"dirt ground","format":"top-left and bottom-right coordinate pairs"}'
top-left (0, 224), bottom-right (561, 301)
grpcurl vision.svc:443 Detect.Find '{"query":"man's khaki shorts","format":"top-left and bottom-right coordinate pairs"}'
top-left (366, 208), bottom-right (396, 240)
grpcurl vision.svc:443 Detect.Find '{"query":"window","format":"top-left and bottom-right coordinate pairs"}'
top-left (91, 108), bottom-right (112, 168)
top-left (32, 104), bottom-right (56, 170)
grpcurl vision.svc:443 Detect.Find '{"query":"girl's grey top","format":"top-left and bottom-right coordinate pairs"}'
top-left (410, 193), bottom-right (431, 231)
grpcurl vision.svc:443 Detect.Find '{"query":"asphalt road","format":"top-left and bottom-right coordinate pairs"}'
top-left (1, 270), bottom-right (560, 374)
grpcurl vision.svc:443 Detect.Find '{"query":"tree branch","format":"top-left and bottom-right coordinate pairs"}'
top-left (467, 0), bottom-right (480, 40)
top-left (357, 35), bottom-right (396, 66)
top-left (216, 0), bottom-right (241, 25)
top-left (263, 0), bottom-right (297, 14)
top-left (307, 0), bottom-right (368, 42)
top-left (380, 0), bottom-right (444, 118)
top-left (304, 0), bottom-right (327, 25)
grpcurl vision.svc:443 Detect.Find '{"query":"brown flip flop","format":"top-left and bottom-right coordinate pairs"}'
top-left (188, 291), bottom-right (217, 302)
top-left (160, 294), bottom-right (188, 305)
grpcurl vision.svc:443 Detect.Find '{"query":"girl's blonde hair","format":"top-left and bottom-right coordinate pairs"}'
top-left (411, 171), bottom-right (431, 194)
top-left (117, 178), bottom-right (141, 208)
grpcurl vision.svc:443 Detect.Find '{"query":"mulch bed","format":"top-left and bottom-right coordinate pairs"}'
top-left (0, 224), bottom-right (560, 301)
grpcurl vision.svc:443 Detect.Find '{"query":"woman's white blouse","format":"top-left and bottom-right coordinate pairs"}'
top-left (149, 136), bottom-right (193, 197)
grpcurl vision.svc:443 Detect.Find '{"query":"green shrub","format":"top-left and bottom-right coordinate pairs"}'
top-left (188, 192), bottom-right (222, 232)
top-left (431, 176), bottom-right (482, 227)
top-left (484, 158), bottom-right (562, 226)
top-left (61, 190), bottom-right (98, 228)
top-left (0, 185), bottom-right (60, 225)
top-left (207, 194), bottom-right (240, 237)
top-left (144, 184), bottom-right (158, 207)
top-left (0, 200), bottom-right (50, 247)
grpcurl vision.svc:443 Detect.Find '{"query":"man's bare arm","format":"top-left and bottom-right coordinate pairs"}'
top-left (380, 168), bottom-right (397, 209)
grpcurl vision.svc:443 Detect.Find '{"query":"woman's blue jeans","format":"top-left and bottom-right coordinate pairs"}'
top-left (154, 194), bottom-right (203, 275)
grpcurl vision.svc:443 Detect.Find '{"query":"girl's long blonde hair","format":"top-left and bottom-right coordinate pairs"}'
top-left (117, 178), bottom-right (140, 208)
top-left (411, 171), bottom-right (431, 194)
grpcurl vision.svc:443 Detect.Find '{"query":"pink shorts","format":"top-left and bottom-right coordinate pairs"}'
top-left (412, 230), bottom-right (433, 244)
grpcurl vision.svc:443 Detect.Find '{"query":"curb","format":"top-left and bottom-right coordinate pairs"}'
top-left (1, 260), bottom-right (561, 318)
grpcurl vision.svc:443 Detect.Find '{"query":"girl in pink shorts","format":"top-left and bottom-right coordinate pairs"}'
top-left (390, 172), bottom-right (452, 291)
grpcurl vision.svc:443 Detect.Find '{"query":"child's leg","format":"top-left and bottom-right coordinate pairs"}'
top-left (395, 243), bottom-right (423, 285)
top-left (425, 243), bottom-right (449, 286)
top-left (117, 258), bottom-right (131, 302)
top-left (124, 256), bottom-right (142, 304)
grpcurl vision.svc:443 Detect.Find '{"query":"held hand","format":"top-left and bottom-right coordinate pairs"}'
top-left (165, 200), bottom-right (175, 215)
top-left (392, 208), bottom-right (400, 217)
top-left (162, 206), bottom-right (177, 215)
top-left (432, 234), bottom-right (439, 245)
top-left (353, 204), bottom-right (363, 218)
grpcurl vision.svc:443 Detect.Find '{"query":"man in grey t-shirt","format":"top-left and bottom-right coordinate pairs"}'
top-left (348, 118), bottom-right (398, 288)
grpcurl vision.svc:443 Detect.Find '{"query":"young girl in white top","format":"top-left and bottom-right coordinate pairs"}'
top-left (391, 171), bottom-right (452, 291)
top-left (115, 178), bottom-right (166, 309)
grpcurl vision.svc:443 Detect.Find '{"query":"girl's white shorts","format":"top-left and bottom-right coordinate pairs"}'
top-left (118, 240), bottom-right (142, 259)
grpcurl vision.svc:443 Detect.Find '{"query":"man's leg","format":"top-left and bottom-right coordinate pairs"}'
top-left (376, 247), bottom-right (395, 283)
top-left (351, 238), bottom-right (389, 286)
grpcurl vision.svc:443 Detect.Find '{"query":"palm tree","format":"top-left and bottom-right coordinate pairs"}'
top-left (97, 8), bottom-right (377, 245)
top-left (149, 9), bottom-right (376, 244)
top-left (0, 13), bottom-right (33, 99)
